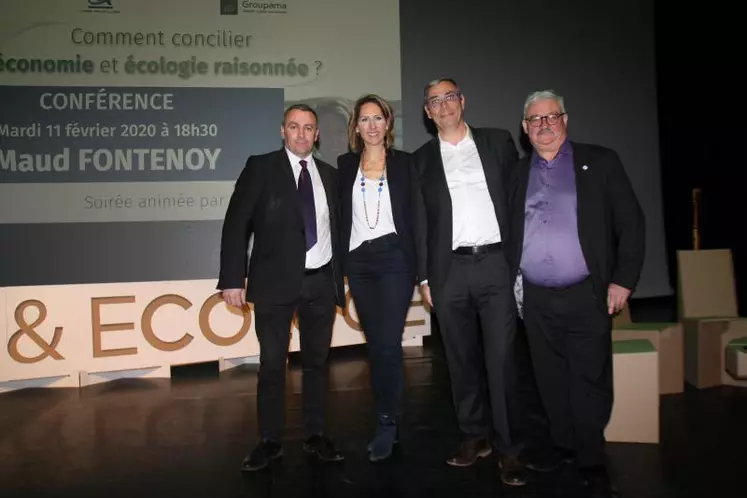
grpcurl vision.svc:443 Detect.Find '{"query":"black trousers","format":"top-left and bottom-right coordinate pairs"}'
top-left (432, 247), bottom-right (521, 456)
top-left (253, 265), bottom-right (337, 442)
top-left (346, 233), bottom-right (414, 421)
top-left (513, 318), bottom-right (552, 460)
top-left (522, 277), bottom-right (613, 468)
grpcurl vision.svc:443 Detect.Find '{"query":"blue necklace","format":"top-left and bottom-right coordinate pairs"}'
top-left (360, 166), bottom-right (386, 229)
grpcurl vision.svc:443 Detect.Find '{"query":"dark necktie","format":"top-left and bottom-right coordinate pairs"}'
top-left (298, 159), bottom-right (317, 250)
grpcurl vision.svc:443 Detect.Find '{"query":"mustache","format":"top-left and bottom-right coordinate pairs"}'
top-left (538, 127), bottom-right (554, 134)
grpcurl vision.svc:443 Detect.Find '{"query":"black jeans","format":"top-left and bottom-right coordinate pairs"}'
top-left (346, 233), bottom-right (414, 420)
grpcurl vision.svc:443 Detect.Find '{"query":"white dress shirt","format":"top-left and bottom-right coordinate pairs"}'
top-left (440, 126), bottom-right (502, 249)
top-left (286, 148), bottom-right (332, 269)
top-left (349, 167), bottom-right (397, 251)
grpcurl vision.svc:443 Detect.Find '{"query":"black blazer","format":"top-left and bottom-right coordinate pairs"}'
top-left (217, 148), bottom-right (345, 307)
top-left (506, 141), bottom-right (646, 311)
top-left (413, 126), bottom-right (519, 294)
top-left (337, 148), bottom-right (420, 280)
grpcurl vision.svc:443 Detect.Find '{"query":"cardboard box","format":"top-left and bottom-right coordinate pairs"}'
top-left (606, 339), bottom-right (659, 444)
top-left (725, 338), bottom-right (747, 381)
top-left (677, 249), bottom-right (739, 320)
top-left (613, 323), bottom-right (683, 394)
top-left (683, 318), bottom-right (747, 388)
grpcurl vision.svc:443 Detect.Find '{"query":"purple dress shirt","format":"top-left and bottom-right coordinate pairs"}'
top-left (519, 140), bottom-right (590, 287)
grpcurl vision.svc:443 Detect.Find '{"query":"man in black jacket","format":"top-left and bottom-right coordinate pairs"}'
top-left (507, 89), bottom-right (645, 498)
top-left (413, 78), bottom-right (527, 487)
top-left (218, 103), bottom-right (345, 472)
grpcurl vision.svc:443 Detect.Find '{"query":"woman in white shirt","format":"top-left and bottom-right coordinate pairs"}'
top-left (337, 94), bottom-right (421, 462)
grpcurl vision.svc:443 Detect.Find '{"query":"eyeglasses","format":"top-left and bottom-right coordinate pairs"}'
top-left (426, 91), bottom-right (461, 108)
top-left (525, 112), bottom-right (566, 127)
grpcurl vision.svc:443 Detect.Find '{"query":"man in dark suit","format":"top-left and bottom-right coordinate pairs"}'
top-left (413, 78), bottom-right (528, 487)
top-left (218, 103), bottom-right (345, 472)
top-left (507, 90), bottom-right (645, 498)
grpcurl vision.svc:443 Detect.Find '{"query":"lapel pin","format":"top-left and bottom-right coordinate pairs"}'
top-left (582, 165), bottom-right (588, 170)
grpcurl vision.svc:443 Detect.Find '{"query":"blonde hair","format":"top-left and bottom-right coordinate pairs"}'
top-left (347, 94), bottom-right (395, 153)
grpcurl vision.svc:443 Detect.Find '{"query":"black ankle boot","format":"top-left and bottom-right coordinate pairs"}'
top-left (367, 415), bottom-right (398, 462)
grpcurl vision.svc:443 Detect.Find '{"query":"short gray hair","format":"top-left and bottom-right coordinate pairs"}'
top-left (423, 78), bottom-right (459, 101)
top-left (523, 90), bottom-right (565, 117)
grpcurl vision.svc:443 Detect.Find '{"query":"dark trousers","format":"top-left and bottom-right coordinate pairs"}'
top-left (431, 247), bottom-right (521, 456)
top-left (522, 277), bottom-right (613, 468)
top-left (253, 265), bottom-right (337, 442)
top-left (513, 318), bottom-right (552, 459)
top-left (346, 233), bottom-right (413, 420)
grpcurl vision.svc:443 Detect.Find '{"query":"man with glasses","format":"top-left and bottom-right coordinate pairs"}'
top-left (412, 78), bottom-right (528, 487)
top-left (506, 90), bottom-right (645, 498)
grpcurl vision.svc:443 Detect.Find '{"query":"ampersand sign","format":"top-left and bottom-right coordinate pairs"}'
top-left (8, 300), bottom-right (65, 364)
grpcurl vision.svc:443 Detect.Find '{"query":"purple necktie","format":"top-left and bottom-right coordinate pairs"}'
top-left (298, 159), bottom-right (317, 250)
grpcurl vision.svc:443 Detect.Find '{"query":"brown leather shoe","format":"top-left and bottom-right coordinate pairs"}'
top-left (499, 454), bottom-right (529, 486)
top-left (446, 436), bottom-right (492, 467)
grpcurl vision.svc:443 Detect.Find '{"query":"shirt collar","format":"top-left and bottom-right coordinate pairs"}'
top-left (531, 139), bottom-right (572, 169)
top-left (285, 147), bottom-right (313, 168)
top-left (438, 123), bottom-right (473, 147)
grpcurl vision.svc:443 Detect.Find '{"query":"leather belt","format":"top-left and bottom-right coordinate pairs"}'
top-left (304, 261), bottom-right (331, 276)
top-left (452, 242), bottom-right (503, 255)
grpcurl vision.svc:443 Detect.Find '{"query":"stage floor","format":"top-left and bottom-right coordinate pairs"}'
top-left (0, 335), bottom-right (745, 498)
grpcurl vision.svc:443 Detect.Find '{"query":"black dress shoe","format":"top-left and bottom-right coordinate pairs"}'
top-left (498, 454), bottom-right (528, 486)
top-left (581, 466), bottom-right (620, 498)
top-left (240, 439), bottom-right (283, 472)
top-left (302, 434), bottom-right (344, 462)
top-left (526, 448), bottom-right (576, 472)
top-left (446, 436), bottom-right (492, 467)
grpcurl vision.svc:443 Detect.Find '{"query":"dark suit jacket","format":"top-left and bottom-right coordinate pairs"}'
top-left (217, 148), bottom-right (345, 307)
top-left (506, 141), bottom-right (646, 311)
top-left (413, 126), bottom-right (519, 295)
top-left (337, 148), bottom-right (421, 280)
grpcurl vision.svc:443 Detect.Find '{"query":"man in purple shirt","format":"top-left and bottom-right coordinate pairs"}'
top-left (507, 90), bottom-right (645, 498)
top-left (521, 138), bottom-right (591, 288)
